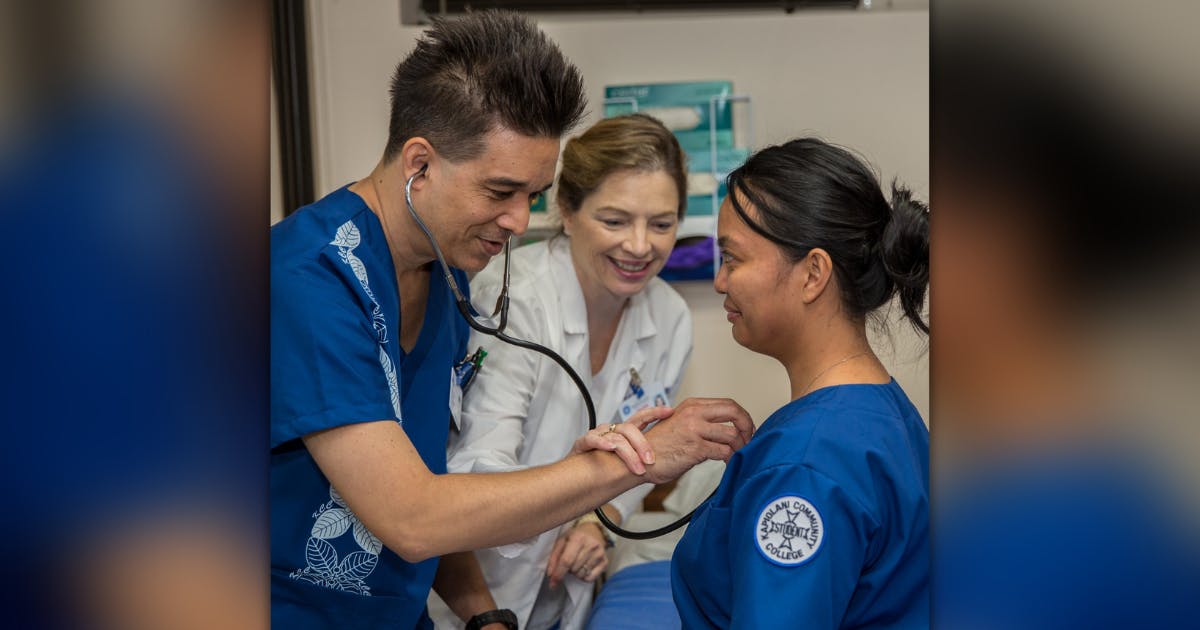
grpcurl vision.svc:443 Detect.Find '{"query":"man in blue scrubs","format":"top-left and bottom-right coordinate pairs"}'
top-left (271, 11), bottom-right (755, 629)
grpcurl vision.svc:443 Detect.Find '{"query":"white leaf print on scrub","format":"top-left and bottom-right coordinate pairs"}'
top-left (290, 484), bottom-right (389, 595)
top-left (289, 220), bottom-right (399, 595)
top-left (353, 519), bottom-right (383, 555)
top-left (311, 508), bottom-right (354, 540)
top-left (330, 219), bottom-right (401, 420)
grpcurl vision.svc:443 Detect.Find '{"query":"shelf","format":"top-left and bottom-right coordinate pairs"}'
top-left (677, 215), bottom-right (715, 239)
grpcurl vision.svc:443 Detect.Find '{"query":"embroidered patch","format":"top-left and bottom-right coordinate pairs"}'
top-left (755, 495), bottom-right (824, 566)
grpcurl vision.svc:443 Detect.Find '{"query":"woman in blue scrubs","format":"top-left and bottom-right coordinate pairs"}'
top-left (671, 138), bottom-right (930, 628)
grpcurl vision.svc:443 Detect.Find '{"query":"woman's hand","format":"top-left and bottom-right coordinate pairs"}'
top-left (546, 521), bottom-right (610, 588)
top-left (570, 407), bottom-right (669, 476)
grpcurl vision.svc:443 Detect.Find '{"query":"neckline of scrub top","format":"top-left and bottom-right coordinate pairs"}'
top-left (802, 376), bottom-right (898, 398)
top-left (754, 377), bottom-right (905, 448)
top-left (342, 184), bottom-right (448, 366)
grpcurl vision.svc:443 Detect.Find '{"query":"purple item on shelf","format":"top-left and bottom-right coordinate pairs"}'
top-left (664, 236), bottom-right (714, 269)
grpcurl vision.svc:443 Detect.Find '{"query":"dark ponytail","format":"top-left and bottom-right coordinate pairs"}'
top-left (726, 138), bottom-right (929, 335)
top-left (881, 182), bottom-right (930, 333)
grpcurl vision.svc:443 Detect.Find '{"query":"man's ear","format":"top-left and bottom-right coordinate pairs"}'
top-left (799, 247), bottom-right (835, 304)
top-left (398, 138), bottom-right (434, 188)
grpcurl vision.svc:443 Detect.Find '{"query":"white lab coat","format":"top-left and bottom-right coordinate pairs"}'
top-left (428, 236), bottom-right (693, 630)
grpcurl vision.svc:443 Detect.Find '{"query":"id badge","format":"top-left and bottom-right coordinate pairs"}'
top-left (448, 368), bottom-right (464, 432)
top-left (617, 382), bottom-right (671, 423)
top-left (450, 348), bottom-right (485, 432)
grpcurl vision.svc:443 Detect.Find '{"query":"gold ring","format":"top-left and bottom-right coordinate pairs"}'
top-left (603, 424), bottom-right (618, 435)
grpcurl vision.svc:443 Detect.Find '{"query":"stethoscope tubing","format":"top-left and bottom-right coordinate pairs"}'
top-left (407, 166), bottom-right (705, 539)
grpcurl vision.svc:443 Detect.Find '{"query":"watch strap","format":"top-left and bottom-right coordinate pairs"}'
top-left (466, 608), bottom-right (518, 630)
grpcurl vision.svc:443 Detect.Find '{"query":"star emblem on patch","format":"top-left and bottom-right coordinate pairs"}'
top-left (755, 496), bottom-right (823, 566)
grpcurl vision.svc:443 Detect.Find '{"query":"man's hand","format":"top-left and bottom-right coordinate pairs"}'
top-left (546, 522), bottom-right (609, 588)
top-left (640, 398), bottom-right (754, 485)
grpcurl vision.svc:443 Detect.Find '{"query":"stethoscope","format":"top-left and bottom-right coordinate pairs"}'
top-left (403, 165), bottom-right (700, 540)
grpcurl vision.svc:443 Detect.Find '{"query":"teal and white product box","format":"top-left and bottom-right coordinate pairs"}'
top-left (685, 147), bottom-right (751, 216)
top-left (605, 81), bottom-right (734, 153)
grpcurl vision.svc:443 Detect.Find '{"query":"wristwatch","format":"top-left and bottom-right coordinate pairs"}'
top-left (575, 511), bottom-right (615, 549)
top-left (466, 608), bottom-right (518, 630)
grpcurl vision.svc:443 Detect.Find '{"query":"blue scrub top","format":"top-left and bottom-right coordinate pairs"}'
top-left (671, 379), bottom-right (929, 629)
top-left (270, 185), bottom-right (469, 629)
top-left (935, 449), bottom-right (1199, 629)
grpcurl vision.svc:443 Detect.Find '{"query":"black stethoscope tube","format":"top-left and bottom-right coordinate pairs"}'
top-left (454, 300), bottom-right (704, 540)
top-left (406, 166), bottom-right (704, 539)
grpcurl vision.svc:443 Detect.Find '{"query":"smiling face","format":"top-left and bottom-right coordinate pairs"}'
top-left (561, 168), bottom-right (681, 305)
top-left (415, 127), bottom-right (560, 272)
top-left (714, 192), bottom-right (806, 356)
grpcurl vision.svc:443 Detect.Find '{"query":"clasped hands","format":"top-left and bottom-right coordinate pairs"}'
top-left (549, 398), bottom-right (753, 586)
top-left (570, 397), bottom-right (755, 486)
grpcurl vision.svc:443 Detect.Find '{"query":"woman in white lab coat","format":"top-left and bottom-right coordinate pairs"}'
top-left (431, 114), bottom-right (692, 630)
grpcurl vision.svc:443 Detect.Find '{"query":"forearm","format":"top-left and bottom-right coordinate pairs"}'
top-left (384, 450), bottom-right (641, 561)
top-left (305, 398), bottom-right (754, 566)
top-left (432, 551), bottom-right (499, 624)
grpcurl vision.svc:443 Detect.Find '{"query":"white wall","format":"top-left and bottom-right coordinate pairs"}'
top-left (304, 2), bottom-right (929, 422)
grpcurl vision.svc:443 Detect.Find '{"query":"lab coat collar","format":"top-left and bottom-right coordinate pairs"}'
top-left (548, 236), bottom-right (660, 346)
top-left (626, 285), bottom-right (658, 344)
top-left (623, 291), bottom-right (655, 398)
top-left (548, 237), bottom-right (589, 337)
